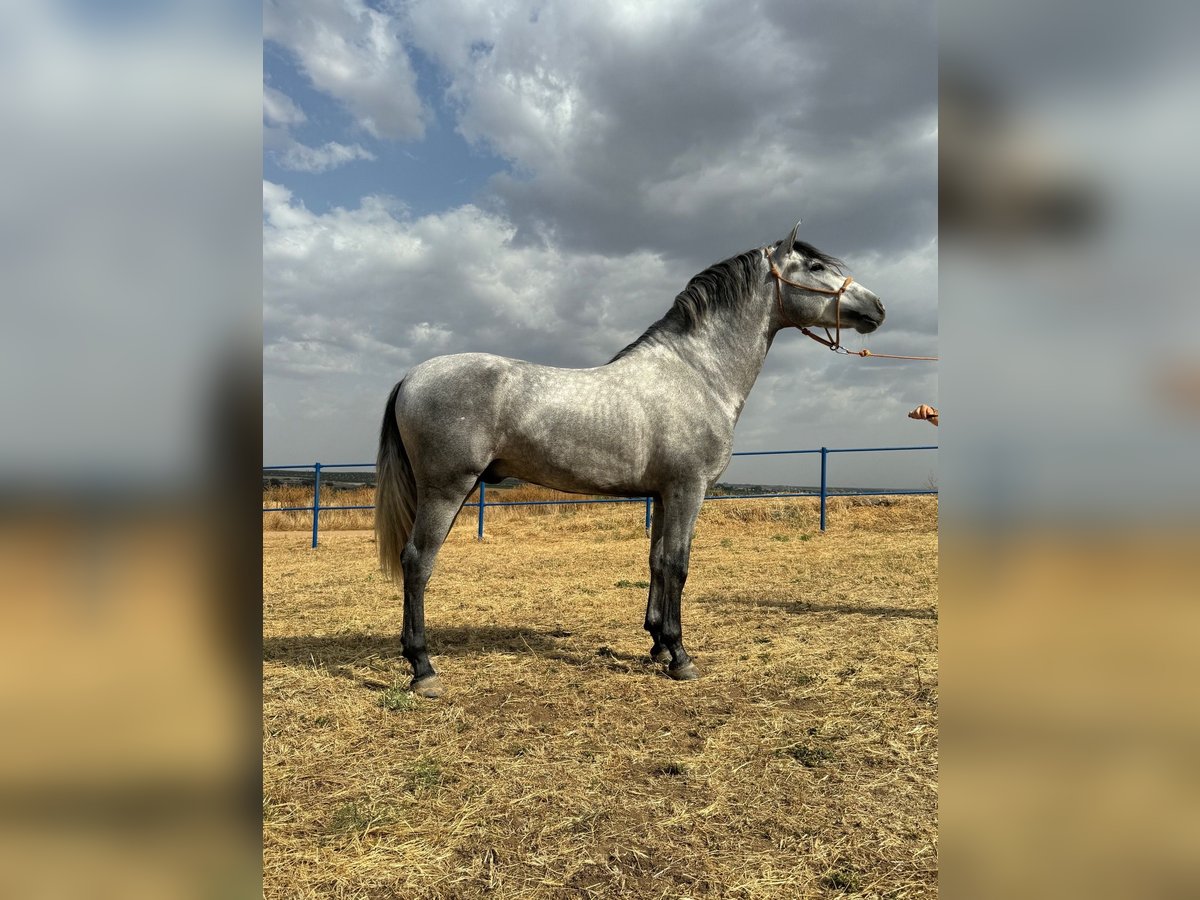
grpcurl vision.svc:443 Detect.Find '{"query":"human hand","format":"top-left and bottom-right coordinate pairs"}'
top-left (908, 404), bottom-right (939, 426)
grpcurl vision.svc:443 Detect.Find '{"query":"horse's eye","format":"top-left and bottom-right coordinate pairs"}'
top-left (809, 262), bottom-right (825, 272)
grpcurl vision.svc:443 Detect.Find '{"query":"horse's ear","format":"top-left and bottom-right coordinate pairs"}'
top-left (772, 220), bottom-right (802, 267)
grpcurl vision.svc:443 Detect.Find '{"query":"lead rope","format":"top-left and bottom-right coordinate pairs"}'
top-left (768, 256), bottom-right (939, 361)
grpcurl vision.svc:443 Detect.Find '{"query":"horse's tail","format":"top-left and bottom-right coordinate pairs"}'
top-left (375, 380), bottom-right (417, 583)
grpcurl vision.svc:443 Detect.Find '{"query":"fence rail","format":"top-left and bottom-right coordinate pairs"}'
top-left (263, 446), bottom-right (937, 547)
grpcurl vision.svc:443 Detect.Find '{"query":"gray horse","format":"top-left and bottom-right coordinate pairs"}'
top-left (376, 222), bottom-right (885, 698)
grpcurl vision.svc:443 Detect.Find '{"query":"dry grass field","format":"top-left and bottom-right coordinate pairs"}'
top-left (264, 495), bottom-right (938, 899)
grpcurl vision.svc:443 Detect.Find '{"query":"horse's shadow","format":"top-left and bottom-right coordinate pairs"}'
top-left (266, 626), bottom-right (554, 666)
top-left (263, 626), bottom-right (650, 683)
top-left (696, 593), bottom-right (937, 620)
top-left (264, 598), bottom-right (934, 690)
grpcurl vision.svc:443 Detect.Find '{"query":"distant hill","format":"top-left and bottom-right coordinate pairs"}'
top-left (262, 471), bottom-right (918, 495)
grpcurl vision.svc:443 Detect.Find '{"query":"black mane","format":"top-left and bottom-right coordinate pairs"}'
top-left (609, 241), bottom-right (844, 362)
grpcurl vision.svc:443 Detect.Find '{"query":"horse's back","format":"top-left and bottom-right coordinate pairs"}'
top-left (399, 351), bottom-right (621, 424)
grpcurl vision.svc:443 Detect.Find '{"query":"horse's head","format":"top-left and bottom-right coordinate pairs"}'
top-left (768, 222), bottom-right (885, 335)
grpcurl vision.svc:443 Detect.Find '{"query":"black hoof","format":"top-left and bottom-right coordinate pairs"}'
top-left (668, 661), bottom-right (700, 681)
top-left (651, 646), bottom-right (672, 665)
top-left (411, 674), bottom-right (446, 699)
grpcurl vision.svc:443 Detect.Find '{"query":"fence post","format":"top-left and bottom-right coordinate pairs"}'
top-left (819, 447), bottom-right (828, 532)
top-left (311, 462), bottom-right (322, 548)
top-left (644, 496), bottom-right (652, 536)
top-left (477, 481), bottom-right (485, 541)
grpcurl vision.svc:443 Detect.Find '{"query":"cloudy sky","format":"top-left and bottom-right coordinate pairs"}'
top-left (263, 0), bottom-right (938, 488)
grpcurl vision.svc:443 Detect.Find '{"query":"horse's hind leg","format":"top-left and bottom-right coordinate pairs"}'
top-left (643, 498), bottom-right (671, 664)
top-left (401, 478), bottom-right (477, 698)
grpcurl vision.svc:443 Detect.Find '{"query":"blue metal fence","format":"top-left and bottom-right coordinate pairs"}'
top-left (264, 445), bottom-right (937, 547)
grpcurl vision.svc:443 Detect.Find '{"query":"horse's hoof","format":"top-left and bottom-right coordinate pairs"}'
top-left (668, 661), bottom-right (700, 681)
top-left (651, 647), bottom-right (672, 665)
top-left (411, 675), bottom-right (446, 699)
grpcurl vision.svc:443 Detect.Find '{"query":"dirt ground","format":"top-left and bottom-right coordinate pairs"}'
top-left (264, 498), bottom-right (938, 899)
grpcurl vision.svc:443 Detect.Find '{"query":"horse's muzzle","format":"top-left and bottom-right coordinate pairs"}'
top-left (858, 294), bottom-right (886, 333)
top-left (853, 309), bottom-right (884, 334)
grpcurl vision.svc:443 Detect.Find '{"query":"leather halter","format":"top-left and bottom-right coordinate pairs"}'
top-left (767, 255), bottom-right (854, 352)
top-left (766, 251), bottom-right (939, 361)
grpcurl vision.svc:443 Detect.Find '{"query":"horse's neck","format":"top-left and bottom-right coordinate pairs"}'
top-left (687, 297), bottom-right (776, 417)
top-left (635, 283), bottom-right (776, 421)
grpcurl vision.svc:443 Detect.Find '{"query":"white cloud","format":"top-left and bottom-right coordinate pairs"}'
top-left (273, 138), bottom-right (375, 173)
top-left (407, 0), bottom-right (750, 173)
top-left (263, 84), bottom-right (306, 127)
top-left (264, 0), bottom-right (426, 140)
top-left (403, 0), bottom-right (934, 260)
top-left (262, 80), bottom-right (374, 174)
top-left (262, 179), bottom-right (686, 395)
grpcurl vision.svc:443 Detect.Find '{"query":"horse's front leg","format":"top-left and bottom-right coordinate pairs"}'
top-left (643, 498), bottom-right (672, 664)
top-left (658, 485), bottom-right (705, 681)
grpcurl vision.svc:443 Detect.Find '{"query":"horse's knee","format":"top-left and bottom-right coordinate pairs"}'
top-left (649, 543), bottom-right (664, 569)
top-left (644, 591), bottom-right (663, 626)
top-left (401, 543), bottom-right (434, 581)
top-left (401, 542), bottom-right (419, 570)
top-left (661, 555), bottom-right (688, 587)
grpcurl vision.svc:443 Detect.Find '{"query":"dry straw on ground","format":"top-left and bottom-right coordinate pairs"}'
top-left (264, 496), bottom-right (937, 899)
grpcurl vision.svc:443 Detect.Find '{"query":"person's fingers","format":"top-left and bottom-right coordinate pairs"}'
top-left (908, 404), bottom-right (939, 425)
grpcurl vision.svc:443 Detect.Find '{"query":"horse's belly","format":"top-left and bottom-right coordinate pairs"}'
top-left (492, 431), bottom-right (649, 497)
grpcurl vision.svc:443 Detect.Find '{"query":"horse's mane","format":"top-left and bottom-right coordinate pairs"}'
top-left (609, 241), bottom-right (844, 362)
